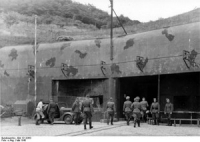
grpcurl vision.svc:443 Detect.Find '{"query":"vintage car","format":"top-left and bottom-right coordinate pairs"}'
top-left (34, 102), bottom-right (83, 125)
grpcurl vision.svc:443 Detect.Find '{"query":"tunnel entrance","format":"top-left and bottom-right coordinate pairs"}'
top-left (117, 75), bottom-right (158, 118)
top-left (51, 78), bottom-right (108, 121)
top-left (117, 72), bottom-right (200, 120)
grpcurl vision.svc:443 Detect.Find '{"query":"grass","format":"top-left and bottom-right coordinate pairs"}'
top-left (0, 8), bottom-right (200, 48)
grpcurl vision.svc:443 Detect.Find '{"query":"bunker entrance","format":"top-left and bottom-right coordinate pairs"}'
top-left (118, 75), bottom-right (158, 118)
top-left (117, 72), bottom-right (200, 120)
top-left (160, 72), bottom-right (200, 112)
top-left (52, 79), bottom-right (107, 111)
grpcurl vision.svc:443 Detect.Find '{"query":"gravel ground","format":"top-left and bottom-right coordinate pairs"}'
top-left (1, 117), bottom-right (200, 136)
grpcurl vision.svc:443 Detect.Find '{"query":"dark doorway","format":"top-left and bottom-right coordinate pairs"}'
top-left (118, 75), bottom-right (158, 118)
top-left (160, 72), bottom-right (200, 111)
top-left (52, 79), bottom-right (107, 108)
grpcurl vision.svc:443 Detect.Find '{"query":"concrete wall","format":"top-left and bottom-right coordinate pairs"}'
top-left (0, 22), bottom-right (200, 106)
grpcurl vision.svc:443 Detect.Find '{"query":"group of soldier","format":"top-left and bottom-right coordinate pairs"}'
top-left (107, 96), bottom-right (173, 128)
top-left (36, 94), bottom-right (173, 129)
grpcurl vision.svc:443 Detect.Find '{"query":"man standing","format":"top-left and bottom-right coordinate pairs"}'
top-left (131, 96), bottom-right (141, 128)
top-left (106, 97), bottom-right (115, 125)
top-left (123, 96), bottom-right (132, 125)
top-left (164, 98), bottom-right (173, 126)
top-left (150, 98), bottom-right (160, 125)
top-left (35, 99), bottom-right (44, 125)
top-left (72, 97), bottom-right (81, 125)
top-left (140, 97), bottom-right (149, 122)
top-left (36, 99), bottom-right (45, 118)
top-left (47, 99), bottom-right (58, 125)
top-left (81, 94), bottom-right (93, 130)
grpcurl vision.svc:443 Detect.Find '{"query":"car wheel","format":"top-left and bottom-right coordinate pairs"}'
top-left (64, 115), bottom-right (73, 124)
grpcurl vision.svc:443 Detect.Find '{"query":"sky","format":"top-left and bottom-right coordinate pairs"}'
top-left (73, 0), bottom-right (200, 22)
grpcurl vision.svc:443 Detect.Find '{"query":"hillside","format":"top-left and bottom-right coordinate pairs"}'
top-left (0, 0), bottom-right (200, 48)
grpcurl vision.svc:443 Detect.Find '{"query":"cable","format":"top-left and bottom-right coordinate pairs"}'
top-left (1, 52), bottom-right (199, 71)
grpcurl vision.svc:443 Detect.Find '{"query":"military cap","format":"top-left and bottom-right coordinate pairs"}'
top-left (126, 96), bottom-right (130, 100)
top-left (134, 96), bottom-right (140, 101)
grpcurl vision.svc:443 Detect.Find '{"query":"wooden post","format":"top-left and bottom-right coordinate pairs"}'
top-left (110, 0), bottom-right (113, 61)
top-left (34, 15), bottom-right (37, 106)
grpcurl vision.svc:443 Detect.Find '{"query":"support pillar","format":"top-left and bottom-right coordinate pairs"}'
top-left (157, 75), bottom-right (160, 104)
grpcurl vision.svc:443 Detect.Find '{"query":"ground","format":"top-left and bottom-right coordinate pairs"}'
top-left (0, 117), bottom-right (200, 136)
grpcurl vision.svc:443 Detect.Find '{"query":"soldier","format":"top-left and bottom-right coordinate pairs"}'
top-left (81, 94), bottom-right (93, 130)
top-left (123, 96), bottom-right (132, 125)
top-left (106, 97), bottom-right (115, 125)
top-left (150, 98), bottom-right (160, 125)
top-left (131, 96), bottom-right (141, 128)
top-left (72, 97), bottom-right (81, 125)
top-left (140, 97), bottom-right (149, 122)
top-left (47, 99), bottom-right (58, 125)
top-left (164, 98), bottom-right (173, 126)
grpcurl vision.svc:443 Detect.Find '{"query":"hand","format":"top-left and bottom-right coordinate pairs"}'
top-left (170, 112), bottom-right (172, 114)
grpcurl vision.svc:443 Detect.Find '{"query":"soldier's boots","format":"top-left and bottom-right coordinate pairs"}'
top-left (156, 120), bottom-right (159, 125)
top-left (167, 120), bottom-right (172, 126)
top-left (134, 120), bottom-right (136, 127)
top-left (89, 122), bottom-right (93, 129)
top-left (154, 119), bottom-right (156, 125)
top-left (137, 120), bottom-right (140, 127)
top-left (84, 125), bottom-right (87, 130)
top-left (36, 120), bottom-right (40, 125)
top-left (127, 120), bottom-right (129, 125)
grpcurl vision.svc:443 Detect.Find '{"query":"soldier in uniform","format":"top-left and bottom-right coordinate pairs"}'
top-left (164, 98), bottom-right (173, 126)
top-left (140, 97), bottom-right (149, 122)
top-left (106, 97), bottom-right (115, 125)
top-left (81, 94), bottom-right (93, 130)
top-left (123, 96), bottom-right (132, 125)
top-left (47, 99), bottom-right (58, 125)
top-left (131, 96), bottom-right (141, 128)
top-left (72, 97), bottom-right (81, 125)
top-left (150, 98), bottom-right (160, 125)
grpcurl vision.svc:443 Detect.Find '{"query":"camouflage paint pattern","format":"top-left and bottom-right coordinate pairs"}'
top-left (0, 22), bottom-right (200, 105)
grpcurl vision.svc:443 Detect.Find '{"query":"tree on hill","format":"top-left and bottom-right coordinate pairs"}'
top-left (0, 0), bottom-right (139, 29)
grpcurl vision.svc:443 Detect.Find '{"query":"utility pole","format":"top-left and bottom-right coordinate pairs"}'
top-left (34, 15), bottom-right (37, 106)
top-left (110, 0), bottom-right (113, 61)
top-left (108, 0), bottom-right (114, 112)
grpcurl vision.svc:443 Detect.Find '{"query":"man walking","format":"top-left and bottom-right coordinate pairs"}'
top-left (131, 96), bottom-right (141, 128)
top-left (164, 98), bottom-right (173, 126)
top-left (81, 94), bottom-right (93, 130)
top-left (123, 96), bottom-right (132, 125)
top-left (47, 99), bottom-right (58, 125)
top-left (72, 97), bottom-right (81, 125)
top-left (106, 97), bottom-right (115, 125)
top-left (140, 97), bottom-right (149, 122)
top-left (150, 98), bottom-right (160, 125)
